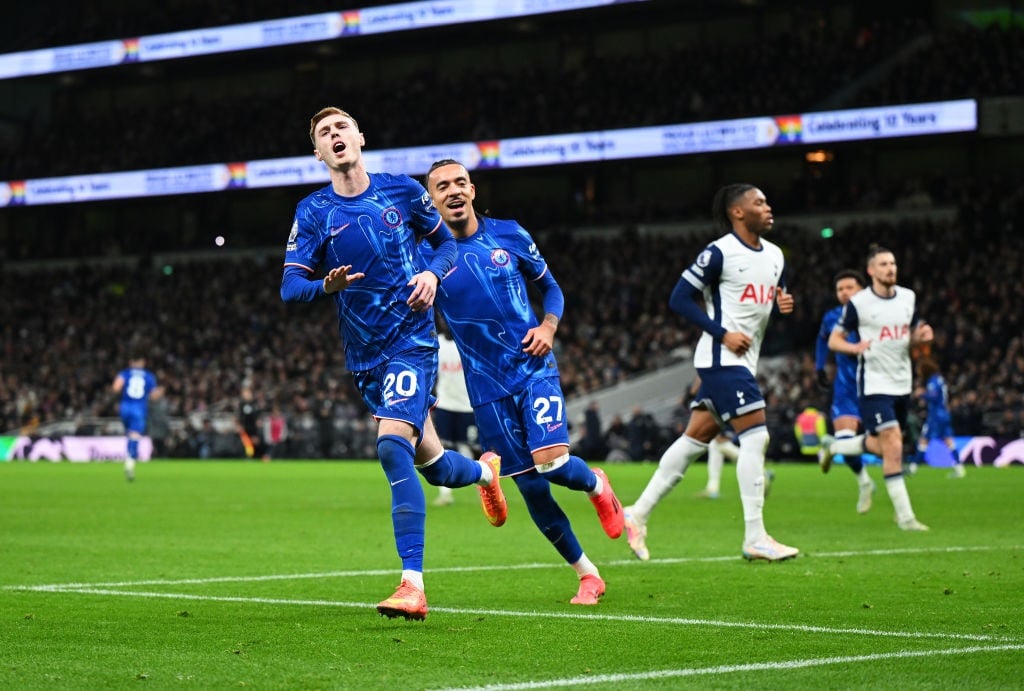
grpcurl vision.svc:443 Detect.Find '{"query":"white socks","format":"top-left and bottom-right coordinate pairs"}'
top-left (831, 434), bottom-right (866, 456)
top-left (705, 442), bottom-right (724, 494)
top-left (884, 474), bottom-right (916, 523)
top-left (402, 570), bottom-right (424, 590)
top-left (477, 460), bottom-right (494, 486)
top-left (736, 427), bottom-right (770, 544)
top-left (571, 554), bottom-right (600, 578)
top-left (835, 430), bottom-right (873, 486)
top-left (713, 437), bottom-right (739, 461)
top-left (631, 435), bottom-right (707, 522)
top-left (831, 432), bottom-right (915, 520)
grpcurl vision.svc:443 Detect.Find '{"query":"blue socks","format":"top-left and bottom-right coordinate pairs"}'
top-left (416, 449), bottom-right (483, 487)
top-left (536, 454), bottom-right (596, 492)
top-left (377, 435), bottom-right (425, 572)
top-left (514, 471), bottom-right (583, 565)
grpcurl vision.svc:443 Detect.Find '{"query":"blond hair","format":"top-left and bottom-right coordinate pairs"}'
top-left (309, 107), bottom-right (359, 144)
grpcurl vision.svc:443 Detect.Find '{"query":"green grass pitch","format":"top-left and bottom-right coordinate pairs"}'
top-left (2, 459), bottom-right (1022, 689)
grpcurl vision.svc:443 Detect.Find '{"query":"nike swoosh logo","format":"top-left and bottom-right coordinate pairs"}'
top-left (390, 478), bottom-right (409, 487)
top-left (329, 223), bottom-right (350, 237)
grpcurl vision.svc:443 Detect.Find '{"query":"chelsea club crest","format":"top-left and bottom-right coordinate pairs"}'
top-left (490, 248), bottom-right (510, 266)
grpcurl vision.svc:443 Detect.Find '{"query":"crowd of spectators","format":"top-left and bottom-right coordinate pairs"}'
top-left (851, 23), bottom-right (1024, 108)
top-left (2, 3), bottom-right (1022, 458)
top-left (3, 178), bottom-right (1021, 458)
top-left (4, 9), bottom-right (1022, 180)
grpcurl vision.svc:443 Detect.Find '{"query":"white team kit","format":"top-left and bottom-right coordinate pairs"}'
top-left (835, 286), bottom-right (917, 396)
top-left (436, 334), bottom-right (473, 414)
top-left (622, 225), bottom-right (800, 562)
top-left (682, 232), bottom-right (786, 376)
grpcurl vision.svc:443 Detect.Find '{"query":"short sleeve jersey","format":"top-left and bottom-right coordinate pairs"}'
top-left (283, 172), bottom-right (444, 371)
top-left (681, 232), bottom-right (786, 375)
top-left (118, 368), bottom-right (157, 415)
top-left (835, 285), bottom-right (917, 396)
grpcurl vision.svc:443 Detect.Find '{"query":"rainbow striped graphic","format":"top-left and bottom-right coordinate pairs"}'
top-left (774, 115), bottom-right (803, 144)
top-left (227, 163), bottom-right (248, 188)
top-left (122, 38), bottom-right (140, 62)
top-left (341, 11), bottom-right (361, 35)
top-left (9, 181), bottom-right (26, 205)
top-left (476, 141), bottom-right (501, 168)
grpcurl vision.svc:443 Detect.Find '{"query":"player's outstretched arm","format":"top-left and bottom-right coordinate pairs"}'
top-left (324, 265), bottom-right (366, 294)
top-left (281, 264), bottom-right (364, 303)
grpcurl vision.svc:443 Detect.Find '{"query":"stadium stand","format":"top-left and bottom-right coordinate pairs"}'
top-left (1, 0), bottom-right (1021, 456)
top-left (8, 7), bottom-right (1020, 179)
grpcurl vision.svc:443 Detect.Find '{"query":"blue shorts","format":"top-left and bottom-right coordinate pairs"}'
top-left (352, 347), bottom-right (438, 435)
top-left (433, 408), bottom-right (475, 446)
top-left (859, 394), bottom-right (909, 435)
top-left (120, 410), bottom-right (147, 435)
top-left (693, 366), bottom-right (765, 423)
top-left (831, 380), bottom-right (861, 420)
top-left (473, 376), bottom-right (569, 476)
top-left (921, 416), bottom-right (954, 441)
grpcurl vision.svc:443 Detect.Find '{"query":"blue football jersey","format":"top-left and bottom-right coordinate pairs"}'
top-left (429, 216), bottom-right (559, 407)
top-left (117, 367), bottom-right (157, 415)
top-left (923, 373), bottom-right (951, 423)
top-left (284, 172), bottom-right (446, 371)
top-left (816, 305), bottom-right (859, 396)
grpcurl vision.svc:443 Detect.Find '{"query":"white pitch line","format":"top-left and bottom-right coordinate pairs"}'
top-left (806, 545), bottom-right (1018, 558)
top-left (6, 562), bottom-right (559, 591)
top-left (7, 544), bottom-right (1020, 592)
top-left (29, 587), bottom-right (1014, 643)
top-left (430, 644), bottom-right (1024, 690)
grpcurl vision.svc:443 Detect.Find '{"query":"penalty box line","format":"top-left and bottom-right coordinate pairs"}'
top-left (21, 586), bottom-right (1017, 644)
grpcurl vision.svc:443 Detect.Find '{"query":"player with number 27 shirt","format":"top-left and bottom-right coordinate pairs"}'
top-left (424, 158), bottom-right (625, 606)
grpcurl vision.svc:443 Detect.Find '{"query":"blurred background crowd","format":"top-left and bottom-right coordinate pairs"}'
top-left (1, 0), bottom-right (1021, 459)
top-left (2, 4), bottom-right (1021, 180)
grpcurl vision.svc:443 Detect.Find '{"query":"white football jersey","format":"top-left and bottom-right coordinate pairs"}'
top-left (682, 232), bottom-right (786, 375)
top-left (835, 285), bottom-right (917, 396)
top-left (436, 334), bottom-right (473, 413)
